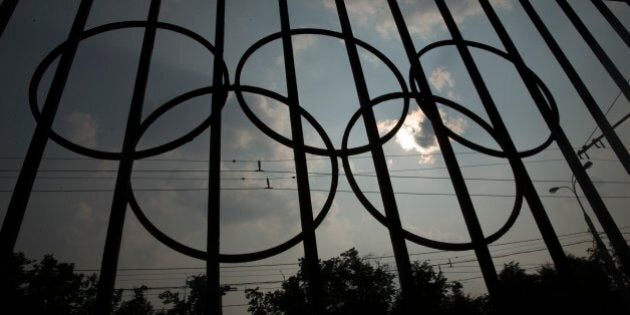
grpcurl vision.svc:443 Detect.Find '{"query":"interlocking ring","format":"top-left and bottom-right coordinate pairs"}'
top-left (129, 84), bottom-right (339, 262)
top-left (413, 39), bottom-right (559, 158)
top-left (233, 28), bottom-right (410, 157)
top-left (29, 21), bottom-right (229, 160)
top-left (342, 92), bottom-right (524, 251)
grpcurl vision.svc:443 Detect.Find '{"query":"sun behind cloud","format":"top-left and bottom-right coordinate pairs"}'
top-left (377, 108), bottom-right (467, 164)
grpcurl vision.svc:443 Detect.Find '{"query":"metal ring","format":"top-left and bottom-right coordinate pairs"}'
top-left (129, 84), bottom-right (339, 263)
top-left (29, 21), bottom-right (229, 160)
top-left (342, 93), bottom-right (523, 251)
top-left (413, 39), bottom-right (559, 158)
top-left (233, 28), bottom-right (409, 157)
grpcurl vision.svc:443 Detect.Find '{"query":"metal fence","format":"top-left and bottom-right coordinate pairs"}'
top-left (0, 0), bottom-right (629, 314)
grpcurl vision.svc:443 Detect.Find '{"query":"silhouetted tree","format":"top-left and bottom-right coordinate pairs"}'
top-left (390, 261), bottom-right (483, 315)
top-left (6, 250), bottom-right (625, 314)
top-left (246, 248), bottom-right (395, 314)
top-left (245, 248), bottom-right (481, 314)
top-left (116, 285), bottom-right (154, 315)
top-left (3, 252), bottom-right (120, 314)
top-left (494, 255), bottom-right (626, 315)
top-left (157, 274), bottom-right (232, 315)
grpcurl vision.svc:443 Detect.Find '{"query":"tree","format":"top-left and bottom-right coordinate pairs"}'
top-left (116, 286), bottom-right (154, 315)
top-left (246, 248), bottom-right (396, 314)
top-left (157, 274), bottom-right (232, 315)
top-left (2, 252), bottom-right (119, 314)
top-left (245, 248), bottom-right (481, 314)
top-left (390, 261), bottom-right (483, 315)
top-left (494, 255), bottom-right (627, 315)
top-left (536, 255), bottom-right (626, 315)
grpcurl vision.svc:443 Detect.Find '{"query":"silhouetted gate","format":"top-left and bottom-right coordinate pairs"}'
top-left (1, 0), bottom-right (629, 314)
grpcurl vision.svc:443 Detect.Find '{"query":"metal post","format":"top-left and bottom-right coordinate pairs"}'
top-left (556, 0), bottom-right (630, 115)
top-left (95, 1), bottom-right (160, 313)
top-left (520, 0), bottom-right (630, 174)
top-left (591, 0), bottom-right (630, 49)
top-left (0, 0), bottom-right (92, 299)
top-left (279, 1), bottom-right (324, 313)
top-left (0, 0), bottom-right (18, 38)
top-left (207, 0), bottom-right (226, 314)
top-left (431, 1), bottom-right (514, 312)
top-left (336, 1), bottom-right (417, 313)
top-left (481, 0), bottom-right (630, 303)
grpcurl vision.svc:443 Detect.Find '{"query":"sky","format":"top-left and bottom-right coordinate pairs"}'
top-left (1, 0), bottom-right (630, 313)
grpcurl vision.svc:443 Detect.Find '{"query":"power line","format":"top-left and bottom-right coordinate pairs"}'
top-left (0, 151), bottom-right (484, 163)
top-left (2, 186), bottom-right (627, 199)
top-left (2, 173), bottom-right (628, 186)
top-left (0, 158), bottom-right (619, 174)
top-left (454, 266), bottom-right (541, 283)
top-left (78, 227), bottom-right (625, 273)
top-left (77, 262), bottom-right (299, 273)
top-left (114, 233), bottom-right (612, 281)
top-left (370, 230), bottom-right (600, 261)
top-left (582, 77), bottom-right (630, 146)
top-left (112, 239), bottom-right (602, 294)
top-left (0, 148), bottom-right (585, 164)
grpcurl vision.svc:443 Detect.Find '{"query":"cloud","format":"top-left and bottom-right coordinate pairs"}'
top-left (231, 129), bottom-right (255, 149)
top-left (377, 108), bottom-right (467, 164)
top-left (429, 66), bottom-right (455, 92)
top-left (323, 0), bottom-right (512, 39)
top-left (62, 111), bottom-right (98, 148)
top-left (276, 35), bottom-right (318, 66)
top-left (74, 201), bottom-right (95, 226)
top-left (378, 63), bottom-right (466, 164)
top-left (292, 35), bottom-right (317, 54)
top-left (227, 94), bottom-right (292, 148)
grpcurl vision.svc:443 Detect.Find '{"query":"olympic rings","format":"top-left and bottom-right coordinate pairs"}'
top-left (413, 40), bottom-right (559, 158)
top-left (29, 21), bottom-right (229, 160)
top-left (342, 93), bottom-right (524, 251)
top-left (233, 28), bottom-right (410, 157)
top-left (30, 20), bottom-right (560, 258)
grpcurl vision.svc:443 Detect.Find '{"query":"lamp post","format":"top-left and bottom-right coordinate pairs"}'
top-left (549, 161), bottom-right (630, 310)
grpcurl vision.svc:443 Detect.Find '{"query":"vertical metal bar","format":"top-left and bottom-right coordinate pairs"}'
top-left (428, 2), bottom-right (525, 312)
top-left (556, 0), bottom-right (630, 112)
top-left (592, 0), bottom-right (630, 49)
top-left (481, 0), bottom-right (630, 296)
top-left (0, 0), bottom-right (18, 38)
top-left (520, 1), bottom-right (630, 174)
top-left (95, 1), bottom-right (160, 313)
top-left (207, 0), bottom-right (225, 314)
top-left (335, 1), bottom-right (417, 313)
top-left (0, 0), bottom-right (92, 290)
top-left (278, 1), bottom-right (324, 313)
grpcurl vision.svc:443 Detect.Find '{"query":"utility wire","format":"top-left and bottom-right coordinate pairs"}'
top-left (77, 227), bottom-right (626, 273)
top-left (582, 77), bottom-right (630, 146)
top-left (112, 239), bottom-right (604, 292)
top-left (0, 158), bottom-right (619, 174)
top-left (0, 147), bottom-right (587, 163)
top-left (2, 174), bottom-right (628, 185)
top-left (2, 186), bottom-right (627, 199)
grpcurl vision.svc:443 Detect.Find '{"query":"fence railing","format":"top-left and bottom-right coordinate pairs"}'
top-left (1, 0), bottom-right (629, 314)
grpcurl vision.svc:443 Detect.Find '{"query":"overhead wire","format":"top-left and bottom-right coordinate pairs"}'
top-left (581, 76), bottom-right (630, 146)
top-left (78, 226), bottom-right (629, 274)
top-left (1, 186), bottom-right (627, 199)
top-left (0, 147), bottom-right (587, 163)
top-left (111, 238), bottom-right (613, 294)
top-left (1, 173), bottom-right (628, 186)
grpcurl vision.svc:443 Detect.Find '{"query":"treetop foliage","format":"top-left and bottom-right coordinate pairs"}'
top-left (3, 249), bottom-right (627, 314)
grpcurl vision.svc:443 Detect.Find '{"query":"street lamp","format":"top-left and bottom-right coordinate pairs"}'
top-left (549, 162), bottom-right (630, 310)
